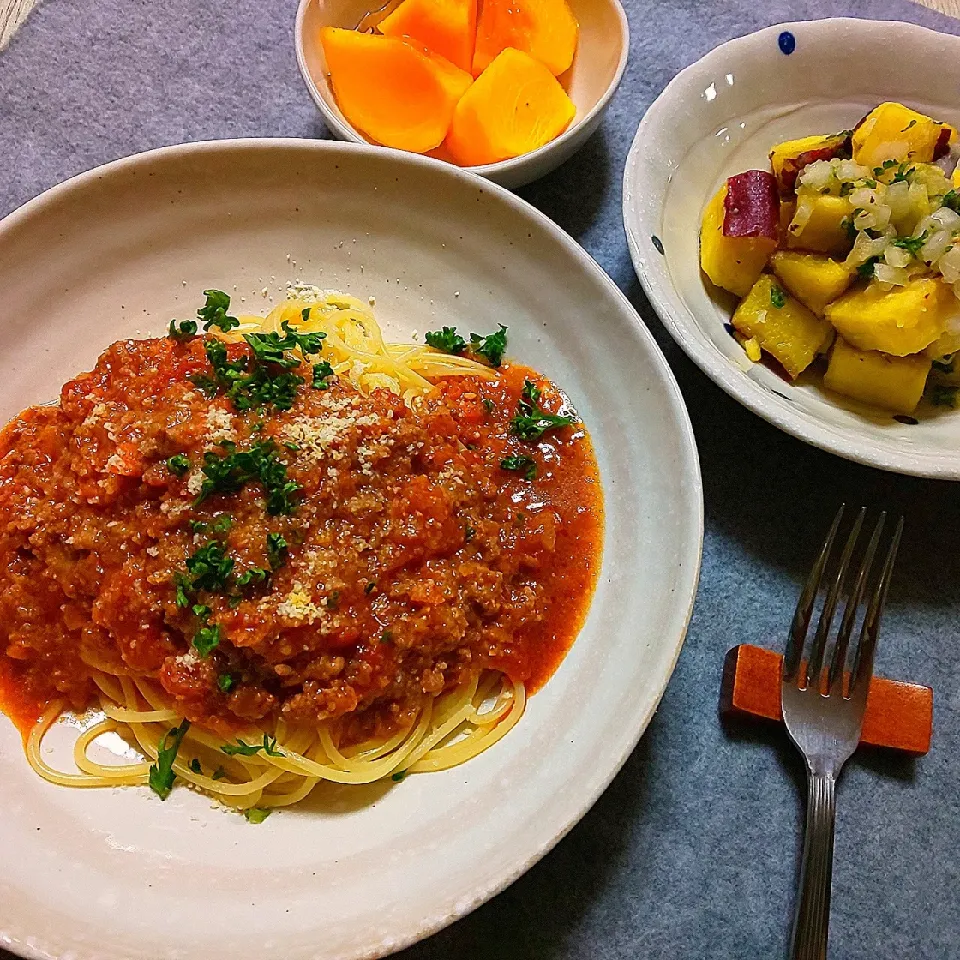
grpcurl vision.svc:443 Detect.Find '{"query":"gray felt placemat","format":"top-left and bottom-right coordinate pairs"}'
top-left (2, 1), bottom-right (960, 958)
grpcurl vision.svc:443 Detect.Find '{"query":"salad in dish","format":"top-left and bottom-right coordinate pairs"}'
top-left (700, 101), bottom-right (960, 416)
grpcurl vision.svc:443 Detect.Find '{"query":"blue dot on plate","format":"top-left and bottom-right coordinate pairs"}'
top-left (778, 30), bottom-right (796, 55)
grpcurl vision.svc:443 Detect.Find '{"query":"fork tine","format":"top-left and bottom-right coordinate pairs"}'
top-left (805, 507), bottom-right (865, 687)
top-left (784, 505), bottom-right (844, 682)
top-left (850, 516), bottom-right (903, 694)
top-left (828, 513), bottom-right (884, 694)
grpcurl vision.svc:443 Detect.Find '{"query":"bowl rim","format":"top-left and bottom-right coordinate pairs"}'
top-left (623, 16), bottom-right (960, 480)
top-left (0, 136), bottom-right (704, 960)
top-left (293, 0), bottom-right (630, 177)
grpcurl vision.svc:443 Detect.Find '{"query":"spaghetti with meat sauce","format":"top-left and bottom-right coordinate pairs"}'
top-left (0, 288), bottom-right (602, 814)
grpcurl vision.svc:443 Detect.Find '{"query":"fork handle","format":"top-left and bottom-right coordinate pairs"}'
top-left (790, 771), bottom-right (837, 960)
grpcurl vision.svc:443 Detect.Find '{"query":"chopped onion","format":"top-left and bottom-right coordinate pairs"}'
top-left (874, 262), bottom-right (909, 286)
top-left (921, 229), bottom-right (953, 263)
top-left (884, 245), bottom-right (912, 268)
top-left (797, 160), bottom-right (835, 192)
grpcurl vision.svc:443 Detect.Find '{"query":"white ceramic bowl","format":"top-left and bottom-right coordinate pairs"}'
top-left (624, 18), bottom-right (960, 479)
top-left (295, 0), bottom-right (629, 189)
top-left (0, 139), bottom-right (702, 960)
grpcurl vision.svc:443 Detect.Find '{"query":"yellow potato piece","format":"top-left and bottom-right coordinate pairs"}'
top-left (786, 194), bottom-right (853, 255)
top-left (852, 102), bottom-right (955, 169)
top-left (824, 337), bottom-right (931, 414)
top-left (699, 184), bottom-right (777, 298)
top-left (731, 274), bottom-right (832, 378)
top-left (824, 277), bottom-right (954, 357)
top-left (770, 251), bottom-right (853, 317)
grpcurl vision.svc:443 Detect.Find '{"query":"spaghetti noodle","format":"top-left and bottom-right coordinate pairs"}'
top-left (0, 286), bottom-right (601, 815)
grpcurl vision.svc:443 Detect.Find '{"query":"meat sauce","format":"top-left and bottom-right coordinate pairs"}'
top-left (0, 336), bottom-right (602, 739)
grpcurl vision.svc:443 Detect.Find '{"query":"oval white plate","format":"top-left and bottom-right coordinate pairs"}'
top-left (0, 141), bottom-right (702, 960)
top-left (624, 18), bottom-right (960, 479)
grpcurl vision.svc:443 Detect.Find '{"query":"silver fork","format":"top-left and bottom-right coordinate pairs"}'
top-left (781, 506), bottom-right (903, 960)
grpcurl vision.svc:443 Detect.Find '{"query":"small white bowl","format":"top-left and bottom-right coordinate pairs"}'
top-left (623, 18), bottom-right (960, 479)
top-left (295, 0), bottom-right (629, 189)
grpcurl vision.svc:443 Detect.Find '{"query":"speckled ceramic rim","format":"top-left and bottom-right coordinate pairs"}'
top-left (0, 138), bottom-right (703, 960)
top-left (293, 0), bottom-right (630, 183)
top-left (624, 18), bottom-right (960, 479)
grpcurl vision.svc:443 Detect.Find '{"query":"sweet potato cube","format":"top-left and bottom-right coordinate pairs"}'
top-left (824, 277), bottom-right (954, 356)
top-left (852, 102), bottom-right (956, 168)
top-left (770, 251), bottom-right (853, 316)
top-left (699, 185), bottom-right (777, 298)
top-left (472, 0), bottom-right (578, 77)
top-left (320, 28), bottom-right (472, 154)
top-left (445, 48), bottom-right (575, 166)
top-left (769, 132), bottom-right (851, 194)
top-left (786, 194), bottom-right (854, 255)
top-left (824, 337), bottom-right (931, 414)
top-left (731, 274), bottom-right (832, 378)
top-left (378, 0), bottom-right (478, 73)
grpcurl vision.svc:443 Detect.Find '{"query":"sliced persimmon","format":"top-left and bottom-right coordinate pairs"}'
top-left (378, 0), bottom-right (478, 73)
top-left (320, 28), bottom-right (472, 153)
top-left (472, 0), bottom-right (578, 77)
top-left (445, 47), bottom-right (575, 166)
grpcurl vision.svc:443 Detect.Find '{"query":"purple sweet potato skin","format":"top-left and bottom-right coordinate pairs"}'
top-left (723, 170), bottom-right (780, 240)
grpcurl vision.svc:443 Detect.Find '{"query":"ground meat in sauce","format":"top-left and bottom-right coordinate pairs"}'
top-left (0, 335), bottom-right (602, 739)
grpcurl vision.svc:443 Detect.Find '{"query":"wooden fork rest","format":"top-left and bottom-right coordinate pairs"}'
top-left (720, 644), bottom-right (933, 756)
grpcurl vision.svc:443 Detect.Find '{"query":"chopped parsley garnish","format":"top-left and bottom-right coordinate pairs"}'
top-left (221, 733), bottom-right (283, 757)
top-left (185, 541), bottom-right (235, 593)
top-left (470, 325), bottom-right (508, 367)
top-left (944, 190), bottom-right (960, 214)
top-left (464, 526), bottom-right (476, 542)
top-left (326, 590), bottom-right (340, 610)
top-left (196, 441), bottom-right (301, 516)
top-left (482, 398), bottom-right (496, 414)
top-left (198, 289), bottom-right (240, 333)
top-left (391, 770), bottom-right (407, 782)
top-left (266, 532), bottom-right (288, 570)
top-left (500, 454), bottom-right (537, 480)
top-left (841, 216), bottom-right (857, 240)
top-left (174, 575), bottom-right (191, 609)
top-left (770, 285), bottom-right (786, 309)
top-left (148, 719), bottom-right (190, 800)
top-left (193, 622), bottom-right (221, 657)
top-left (380, 629), bottom-right (394, 644)
top-left (891, 232), bottom-right (928, 256)
top-left (168, 319), bottom-right (198, 341)
top-left (302, 307), bottom-right (311, 322)
top-left (902, 119), bottom-right (917, 132)
top-left (892, 163), bottom-right (916, 184)
top-left (856, 256), bottom-right (880, 279)
top-left (189, 758), bottom-right (202, 775)
top-left (212, 766), bottom-right (227, 781)
top-left (192, 603), bottom-right (212, 620)
top-left (167, 454), bottom-right (190, 476)
top-left (235, 566), bottom-right (269, 590)
top-left (197, 321), bottom-right (328, 413)
top-left (190, 515), bottom-right (233, 535)
top-left (510, 380), bottom-right (576, 441)
top-left (244, 321), bottom-right (326, 368)
top-left (218, 673), bottom-right (234, 693)
top-left (424, 326), bottom-right (467, 355)
top-left (243, 807), bottom-right (272, 823)
top-left (840, 182), bottom-right (853, 197)
top-left (312, 360), bottom-right (335, 390)
top-left (930, 384), bottom-right (958, 407)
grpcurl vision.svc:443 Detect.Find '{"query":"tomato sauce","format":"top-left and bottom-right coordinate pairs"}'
top-left (0, 335), bottom-right (602, 739)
